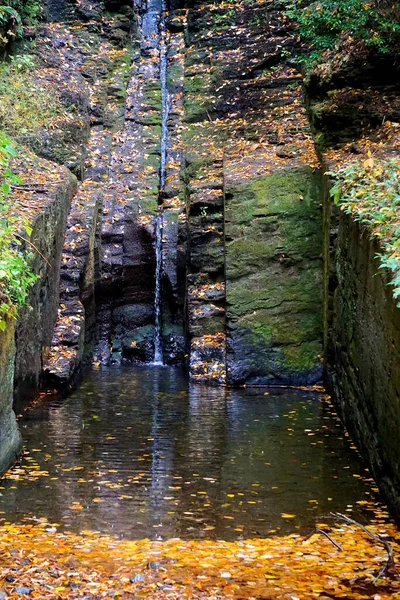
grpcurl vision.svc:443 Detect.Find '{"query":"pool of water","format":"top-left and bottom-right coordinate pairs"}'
top-left (0, 366), bottom-right (381, 540)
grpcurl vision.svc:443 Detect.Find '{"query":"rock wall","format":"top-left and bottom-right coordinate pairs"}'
top-left (183, 0), bottom-right (324, 384)
top-left (226, 168), bottom-right (323, 385)
top-left (0, 320), bottom-right (22, 473)
top-left (13, 156), bottom-right (77, 406)
top-left (93, 0), bottom-right (187, 367)
top-left (325, 201), bottom-right (400, 519)
top-left (308, 46), bottom-right (400, 520)
top-left (43, 130), bottom-right (109, 387)
top-left (40, 0), bottom-right (325, 387)
top-left (0, 149), bottom-right (76, 470)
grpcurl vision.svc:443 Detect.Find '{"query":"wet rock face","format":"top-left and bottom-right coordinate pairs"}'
top-left (14, 168), bottom-right (77, 404)
top-left (326, 209), bottom-right (400, 521)
top-left (225, 168), bottom-right (323, 386)
top-left (183, 1), bottom-right (324, 384)
top-left (108, 219), bottom-right (157, 363)
top-left (0, 321), bottom-right (22, 474)
top-left (89, 0), bottom-right (187, 368)
top-left (40, 0), bottom-right (324, 388)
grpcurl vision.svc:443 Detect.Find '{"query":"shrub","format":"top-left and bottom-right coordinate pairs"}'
top-left (328, 156), bottom-right (400, 303)
top-left (0, 131), bottom-right (37, 331)
top-left (287, 0), bottom-right (400, 60)
top-left (0, 60), bottom-right (60, 137)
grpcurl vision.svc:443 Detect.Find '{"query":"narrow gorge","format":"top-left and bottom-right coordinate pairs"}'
top-left (0, 0), bottom-right (400, 595)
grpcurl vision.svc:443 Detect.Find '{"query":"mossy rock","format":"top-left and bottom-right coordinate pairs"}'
top-left (226, 166), bottom-right (324, 384)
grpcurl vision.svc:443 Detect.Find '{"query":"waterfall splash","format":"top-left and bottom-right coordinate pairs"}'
top-left (152, 0), bottom-right (169, 365)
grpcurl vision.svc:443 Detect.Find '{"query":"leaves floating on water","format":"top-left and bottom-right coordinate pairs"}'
top-left (0, 521), bottom-right (400, 598)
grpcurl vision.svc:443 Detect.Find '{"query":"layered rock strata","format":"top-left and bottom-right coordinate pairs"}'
top-left (94, 1), bottom-right (187, 366)
top-left (183, 1), bottom-right (324, 384)
top-left (0, 150), bottom-right (76, 470)
top-left (310, 55), bottom-right (400, 520)
top-left (45, 0), bottom-right (188, 382)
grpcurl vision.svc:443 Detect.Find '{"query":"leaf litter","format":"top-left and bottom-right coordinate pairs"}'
top-left (1, 519), bottom-right (400, 598)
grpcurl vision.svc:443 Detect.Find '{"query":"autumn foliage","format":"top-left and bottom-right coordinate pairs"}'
top-left (0, 519), bottom-right (400, 599)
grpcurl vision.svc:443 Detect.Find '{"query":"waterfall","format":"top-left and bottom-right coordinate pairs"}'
top-left (153, 213), bottom-right (163, 364)
top-left (152, 0), bottom-right (169, 365)
top-left (159, 0), bottom-right (169, 190)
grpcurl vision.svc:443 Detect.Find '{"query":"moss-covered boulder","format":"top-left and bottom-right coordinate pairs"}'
top-left (225, 167), bottom-right (323, 385)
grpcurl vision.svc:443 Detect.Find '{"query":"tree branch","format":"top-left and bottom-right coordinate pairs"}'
top-left (303, 527), bottom-right (343, 552)
top-left (331, 512), bottom-right (394, 582)
top-left (14, 233), bottom-right (52, 268)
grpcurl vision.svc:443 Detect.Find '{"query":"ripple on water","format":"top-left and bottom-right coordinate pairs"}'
top-left (0, 365), bottom-right (385, 540)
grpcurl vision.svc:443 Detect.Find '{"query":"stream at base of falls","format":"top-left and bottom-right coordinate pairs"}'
top-left (0, 366), bottom-right (387, 541)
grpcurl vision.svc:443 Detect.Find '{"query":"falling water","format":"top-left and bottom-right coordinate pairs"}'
top-left (153, 213), bottom-right (163, 364)
top-left (159, 0), bottom-right (170, 189)
top-left (153, 0), bottom-right (169, 364)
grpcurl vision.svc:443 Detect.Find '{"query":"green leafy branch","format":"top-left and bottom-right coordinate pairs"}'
top-left (0, 4), bottom-right (22, 39)
top-left (328, 157), bottom-right (400, 303)
top-left (0, 131), bottom-right (37, 331)
top-left (285, 0), bottom-right (400, 66)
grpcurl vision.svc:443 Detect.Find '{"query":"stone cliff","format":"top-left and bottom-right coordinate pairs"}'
top-left (1, 0), bottom-right (400, 531)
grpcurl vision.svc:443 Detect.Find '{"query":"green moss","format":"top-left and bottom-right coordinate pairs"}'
top-left (143, 151), bottom-right (160, 170)
top-left (185, 49), bottom-right (210, 68)
top-left (143, 86), bottom-right (162, 107)
top-left (183, 94), bottom-right (211, 124)
top-left (226, 166), bottom-right (323, 378)
top-left (282, 341), bottom-right (322, 372)
top-left (167, 61), bottom-right (183, 89)
top-left (121, 325), bottom-right (154, 348)
top-left (108, 50), bottom-right (131, 77)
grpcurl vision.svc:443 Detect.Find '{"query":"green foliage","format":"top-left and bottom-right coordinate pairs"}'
top-left (328, 157), bottom-right (400, 303)
top-left (0, 131), bottom-right (37, 331)
top-left (0, 0), bottom-right (42, 45)
top-left (0, 4), bottom-right (20, 25)
top-left (18, 0), bottom-right (42, 24)
top-left (3, 0), bottom-right (42, 25)
top-left (9, 53), bottom-right (34, 72)
top-left (0, 60), bottom-right (60, 137)
top-left (287, 0), bottom-right (400, 63)
top-left (0, 4), bottom-right (21, 42)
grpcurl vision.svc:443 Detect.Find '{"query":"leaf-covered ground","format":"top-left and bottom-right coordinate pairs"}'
top-left (1, 520), bottom-right (400, 598)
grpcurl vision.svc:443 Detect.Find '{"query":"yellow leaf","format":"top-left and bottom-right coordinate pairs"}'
top-left (364, 157), bottom-right (374, 169)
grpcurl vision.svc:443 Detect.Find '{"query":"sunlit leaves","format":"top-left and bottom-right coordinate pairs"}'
top-left (0, 520), bottom-right (399, 598)
top-left (328, 156), bottom-right (400, 304)
top-left (0, 132), bottom-right (37, 330)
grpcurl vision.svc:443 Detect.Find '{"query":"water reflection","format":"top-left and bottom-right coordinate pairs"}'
top-left (0, 366), bottom-right (377, 540)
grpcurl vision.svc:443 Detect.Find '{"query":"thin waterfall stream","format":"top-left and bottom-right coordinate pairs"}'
top-left (153, 0), bottom-right (170, 365)
top-left (159, 0), bottom-right (169, 192)
top-left (153, 214), bottom-right (163, 364)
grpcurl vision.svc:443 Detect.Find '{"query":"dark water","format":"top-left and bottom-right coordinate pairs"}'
top-left (0, 366), bottom-right (381, 540)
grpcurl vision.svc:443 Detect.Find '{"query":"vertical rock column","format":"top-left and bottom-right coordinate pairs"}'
top-left (183, 10), bottom-right (227, 384)
top-left (159, 9), bottom-right (188, 363)
top-left (182, 1), bottom-right (324, 386)
top-left (96, 1), bottom-right (163, 363)
top-left (96, 0), bottom-right (187, 365)
top-left (44, 129), bottom-right (112, 385)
